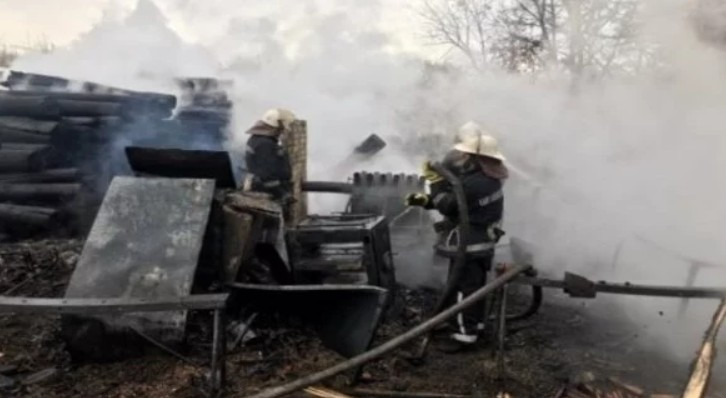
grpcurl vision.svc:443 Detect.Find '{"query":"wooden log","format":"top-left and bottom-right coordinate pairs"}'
top-left (61, 116), bottom-right (121, 127)
top-left (0, 126), bottom-right (51, 144)
top-left (682, 299), bottom-right (726, 398)
top-left (0, 143), bottom-right (46, 151)
top-left (0, 183), bottom-right (81, 202)
top-left (6, 89), bottom-right (176, 109)
top-left (0, 149), bottom-right (35, 173)
top-left (0, 116), bottom-right (57, 134)
top-left (281, 120), bottom-right (308, 224)
top-left (0, 96), bottom-right (60, 119)
top-left (346, 389), bottom-right (471, 398)
top-left (0, 204), bottom-right (57, 227)
top-left (304, 387), bottom-right (352, 398)
top-left (0, 168), bottom-right (80, 183)
top-left (56, 99), bottom-right (122, 117)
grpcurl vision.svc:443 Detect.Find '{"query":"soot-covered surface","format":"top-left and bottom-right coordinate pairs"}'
top-left (0, 239), bottom-right (724, 398)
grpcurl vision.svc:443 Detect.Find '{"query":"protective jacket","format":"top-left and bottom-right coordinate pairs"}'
top-left (244, 134), bottom-right (292, 199)
top-left (430, 170), bottom-right (503, 256)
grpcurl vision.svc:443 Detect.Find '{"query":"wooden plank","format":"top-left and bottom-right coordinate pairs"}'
top-left (682, 299), bottom-right (726, 398)
top-left (282, 120), bottom-right (308, 224)
top-left (0, 126), bottom-right (51, 143)
top-left (0, 168), bottom-right (79, 183)
top-left (0, 183), bottom-right (80, 201)
top-left (0, 203), bottom-right (57, 226)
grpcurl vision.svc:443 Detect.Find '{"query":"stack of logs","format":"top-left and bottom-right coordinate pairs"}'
top-left (0, 85), bottom-right (177, 241)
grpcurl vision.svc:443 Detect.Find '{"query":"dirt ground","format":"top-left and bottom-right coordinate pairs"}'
top-left (1, 239), bottom-right (725, 398)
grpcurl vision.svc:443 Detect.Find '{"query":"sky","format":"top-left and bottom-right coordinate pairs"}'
top-left (0, 0), bottom-right (430, 57)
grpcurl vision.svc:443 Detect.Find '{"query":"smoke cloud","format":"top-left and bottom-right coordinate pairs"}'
top-left (10, 0), bottom-right (726, 361)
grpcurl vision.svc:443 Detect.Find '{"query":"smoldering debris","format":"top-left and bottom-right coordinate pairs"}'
top-left (1, 243), bottom-right (723, 398)
top-left (0, 71), bottom-right (233, 242)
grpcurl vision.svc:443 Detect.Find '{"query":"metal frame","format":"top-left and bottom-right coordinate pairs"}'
top-left (512, 274), bottom-right (726, 299)
top-left (0, 294), bottom-right (229, 397)
top-left (286, 214), bottom-right (396, 292)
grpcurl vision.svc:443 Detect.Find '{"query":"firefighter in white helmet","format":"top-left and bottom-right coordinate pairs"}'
top-left (406, 124), bottom-right (508, 351)
top-left (244, 108), bottom-right (297, 202)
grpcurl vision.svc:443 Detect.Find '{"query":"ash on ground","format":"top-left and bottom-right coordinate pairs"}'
top-left (0, 239), bottom-right (724, 398)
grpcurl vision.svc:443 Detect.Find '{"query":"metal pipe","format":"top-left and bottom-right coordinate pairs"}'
top-left (513, 276), bottom-right (726, 299)
top-left (244, 264), bottom-right (531, 398)
top-left (211, 309), bottom-right (227, 397)
top-left (496, 285), bottom-right (508, 389)
top-left (414, 162), bottom-right (469, 358)
top-left (302, 181), bottom-right (354, 194)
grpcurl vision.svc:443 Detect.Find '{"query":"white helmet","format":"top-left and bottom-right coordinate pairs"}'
top-left (453, 133), bottom-right (506, 161)
top-left (457, 121), bottom-right (482, 143)
top-left (261, 108), bottom-right (297, 130)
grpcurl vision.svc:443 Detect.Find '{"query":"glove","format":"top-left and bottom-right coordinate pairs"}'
top-left (422, 161), bottom-right (444, 184)
top-left (405, 192), bottom-right (431, 207)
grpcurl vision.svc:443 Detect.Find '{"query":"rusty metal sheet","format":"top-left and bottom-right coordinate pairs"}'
top-left (64, 177), bottom-right (215, 342)
top-left (228, 283), bottom-right (388, 358)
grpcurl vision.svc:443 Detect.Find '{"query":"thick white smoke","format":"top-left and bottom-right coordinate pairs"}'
top-left (10, 0), bottom-right (726, 361)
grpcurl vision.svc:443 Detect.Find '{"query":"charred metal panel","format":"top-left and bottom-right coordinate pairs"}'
top-left (287, 215), bottom-right (396, 295)
top-left (64, 177), bottom-right (215, 342)
top-left (228, 283), bottom-right (387, 358)
top-left (350, 172), bottom-right (424, 220)
top-left (125, 147), bottom-right (236, 188)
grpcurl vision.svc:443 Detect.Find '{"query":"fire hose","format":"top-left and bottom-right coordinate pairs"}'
top-left (244, 263), bottom-right (531, 398)
top-left (303, 171), bottom-right (542, 326)
top-left (412, 162), bottom-right (470, 358)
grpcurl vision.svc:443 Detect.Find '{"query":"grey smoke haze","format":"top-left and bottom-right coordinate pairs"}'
top-left (10, 0), bottom-right (726, 361)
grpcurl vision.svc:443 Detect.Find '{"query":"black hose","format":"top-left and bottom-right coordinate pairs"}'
top-left (414, 162), bottom-right (469, 358)
top-left (244, 264), bottom-right (531, 398)
top-left (488, 285), bottom-right (543, 322)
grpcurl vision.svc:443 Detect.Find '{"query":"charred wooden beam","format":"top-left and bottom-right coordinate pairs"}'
top-left (0, 149), bottom-right (38, 173)
top-left (0, 117), bottom-right (57, 134)
top-left (0, 168), bottom-right (80, 183)
top-left (0, 143), bottom-right (47, 151)
top-left (682, 299), bottom-right (726, 398)
top-left (61, 116), bottom-right (121, 127)
top-left (0, 204), bottom-right (57, 227)
top-left (5, 88), bottom-right (176, 109)
top-left (0, 126), bottom-right (51, 144)
top-left (56, 99), bottom-right (122, 117)
top-left (345, 389), bottom-right (470, 398)
top-left (0, 96), bottom-right (60, 119)
top-left (1, 71), bottom-right (71, 89)
top-left (0, 183), bottom-right (80, 202)
top-left (354, 134), bottom-right (386, 156)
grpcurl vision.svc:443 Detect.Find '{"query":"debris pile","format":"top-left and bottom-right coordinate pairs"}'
top-left (2, 237), bottom-right (721, 398)
top-left (0, 71), bottom-right (233, 241)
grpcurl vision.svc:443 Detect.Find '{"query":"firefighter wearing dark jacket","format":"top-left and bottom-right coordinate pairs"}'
top-left (406, 128), bottom-right (508, 348)
top-left (243, 108), bottom-right (297, 201)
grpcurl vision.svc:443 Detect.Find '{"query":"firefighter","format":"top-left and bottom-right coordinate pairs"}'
top-left (406, 128), bottom-right (508, 350)
top-left (430, 121), bottom-right (487, 246)
top-left (243, 108), bottom-right (297, 202)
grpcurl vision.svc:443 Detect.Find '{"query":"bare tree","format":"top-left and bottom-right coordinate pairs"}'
top-left (420, 0), bottom-right (498, 70)
top-left (420, 0), bottom-right (652, 77)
